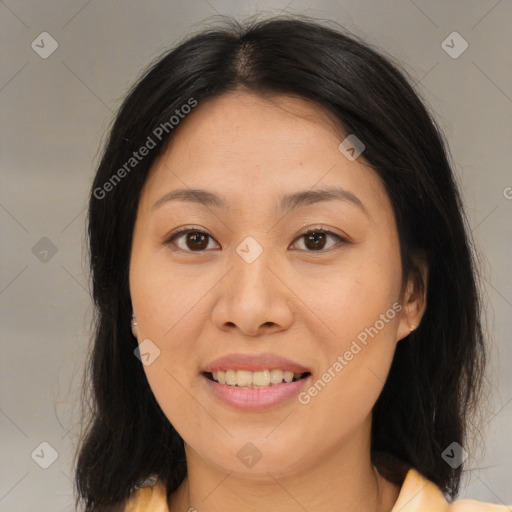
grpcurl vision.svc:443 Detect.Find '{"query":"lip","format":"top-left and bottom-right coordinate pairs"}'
top-left (202, 373), bottom-right (312, 411)
top-left (202, 352), bottom-right (311, 373)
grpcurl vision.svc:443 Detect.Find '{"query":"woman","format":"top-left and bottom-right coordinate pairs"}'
top-left (74, 15), bottom-right (510, 511)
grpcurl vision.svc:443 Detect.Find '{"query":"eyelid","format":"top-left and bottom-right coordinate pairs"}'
top-left (164, 225), bottom-right (219, 250)
top-left (294, 224), bottom-right (347, 240)
top-left (165, 225), bottom-right (210, 239)
top-left (289, 225), bottom-right (348, 251)
top-left (164, 224), bottom-right (348, 252)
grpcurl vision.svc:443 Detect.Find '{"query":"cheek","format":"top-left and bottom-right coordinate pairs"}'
top-left (305, 245), bottom-right (401, 346)
top-left (143, 362), bottom-right (207, 452)
top-left (300, 244), bottom-right (401, 413)
top-left (129, 250), bottom-right (201, 421)
top-left (129, 242), bottom-right (210, 341)
top-left (298, 308), bottom-right (398, 447)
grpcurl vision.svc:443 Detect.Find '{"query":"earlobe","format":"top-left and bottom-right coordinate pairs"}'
top-left (396, 254), bottom-right (428, 342)
top-left (396, 323), bottom-right (416, 342)
top-left (131, 313), bottom-right (138, 338)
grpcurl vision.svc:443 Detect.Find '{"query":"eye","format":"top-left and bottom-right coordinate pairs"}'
top-left (165, 226), bottom-right (347, 253)
top-left (165, 228), bottom-right (219, 252)
top-left (290, 227), bottom-right (347, 252)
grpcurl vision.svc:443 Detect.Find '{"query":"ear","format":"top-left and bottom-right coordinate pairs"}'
top-left (396, 252), bottom-right (428, 342)
top-left (131, 314), bottom-right (138, 339)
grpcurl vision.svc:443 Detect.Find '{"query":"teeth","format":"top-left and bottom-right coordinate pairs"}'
top-left (236, 370), bottom-right (252, 387)
top-left (283, 370), bottom-right (294, 383)
top-left (253, 370), bottom-right (270, 387)
top-left (210, 369), bottom-right (306, 388)
top-left (225, 370), bottom-right (236, 386)
top-left (270, 369), bottom-right (284, 385)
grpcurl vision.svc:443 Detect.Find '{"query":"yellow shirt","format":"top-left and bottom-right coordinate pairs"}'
top-left (124, 468), bottom-right (510, 511)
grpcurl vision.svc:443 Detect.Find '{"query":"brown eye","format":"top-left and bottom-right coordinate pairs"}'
top-left (166, 230), bottom-right (219, 252)
top-left (166, 227), bottom-right (346, 253)
top-left (291, 229), bottom-right (346, 252)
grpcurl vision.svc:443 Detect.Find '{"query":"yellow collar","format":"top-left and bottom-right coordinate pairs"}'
top-left (125, 468), bottom-right (510, 511)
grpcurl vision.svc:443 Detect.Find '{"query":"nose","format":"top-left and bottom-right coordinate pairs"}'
top-left (210, 242), bottom-right (294, 337)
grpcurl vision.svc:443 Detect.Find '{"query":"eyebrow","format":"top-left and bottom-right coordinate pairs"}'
top-left (152, 186), bottom-right (368, 216)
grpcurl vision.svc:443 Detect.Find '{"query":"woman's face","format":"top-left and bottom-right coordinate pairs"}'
top-left (129, 91), bottom-right (423, 476)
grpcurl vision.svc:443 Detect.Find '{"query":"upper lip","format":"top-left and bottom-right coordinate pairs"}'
top-left (203, 352), bottom-right (311, 374)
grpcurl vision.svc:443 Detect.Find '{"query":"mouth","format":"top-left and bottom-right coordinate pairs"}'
top-left (201, 369), bottom-right (312, 411)
top-left (202, 369), bottom-right (311, 389)
top-left (201, 353), bottom-right (312, 409)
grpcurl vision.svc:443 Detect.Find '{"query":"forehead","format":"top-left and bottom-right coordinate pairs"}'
top-left (139, 91), bottom-right (391, 220)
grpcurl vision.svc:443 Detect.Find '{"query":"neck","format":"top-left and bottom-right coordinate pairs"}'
top-left (168, 425), bottom-right (400, 512)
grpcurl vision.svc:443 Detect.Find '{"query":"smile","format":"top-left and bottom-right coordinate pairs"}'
top-left (202, 371), bottom-right (312, 411)
top-left (206, 369), bottom-right (309, 388)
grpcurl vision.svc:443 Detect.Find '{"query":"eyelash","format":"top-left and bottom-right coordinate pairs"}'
top-left (164, 225), bottom-right (347, 253)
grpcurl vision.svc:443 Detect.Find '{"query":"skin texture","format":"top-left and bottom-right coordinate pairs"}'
top-left (129, 91), bottom-right (427, 512)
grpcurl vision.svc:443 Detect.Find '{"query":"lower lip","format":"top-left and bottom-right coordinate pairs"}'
top-left (202, 373), bottom-right (311, 411)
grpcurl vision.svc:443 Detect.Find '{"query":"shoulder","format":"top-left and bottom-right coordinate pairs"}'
top-left (124, 479), bottom-right (170, 512)
top-left (391, 468), bottom-right (511, 511)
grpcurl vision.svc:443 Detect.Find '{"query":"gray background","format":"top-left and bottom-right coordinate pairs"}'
top-left (1, 1), bottom-right (511, 510)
